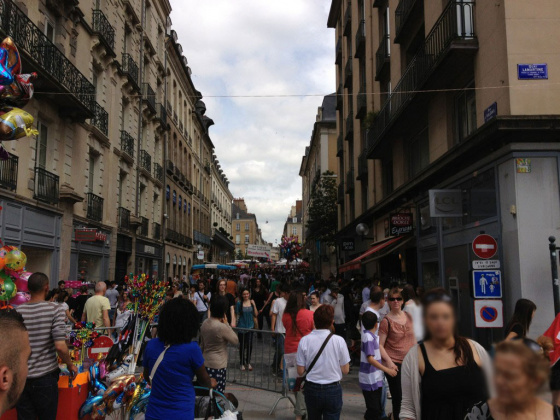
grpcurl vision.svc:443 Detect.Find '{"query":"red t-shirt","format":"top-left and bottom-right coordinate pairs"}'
top-left (282, 309), bottom-right (315, 354)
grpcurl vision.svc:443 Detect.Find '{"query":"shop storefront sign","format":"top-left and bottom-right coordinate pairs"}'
top-left (390, 213), bottom-right (413, 236)
top-left (75, 229), bottom-right (107, 242)
top-left (144, 245), bottom-right (155, 255)
top-left (429, 189), bottom-right (462, 217)
top-left (341, 239), bottom-right (355, 251)
top-left (197, 251), bottom-right (205, 260)
top-left (247, 244), bottom-right (271, 258)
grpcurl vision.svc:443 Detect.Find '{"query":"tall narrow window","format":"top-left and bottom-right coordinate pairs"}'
top-left (36, 123), bottom-right (48, 169)
top-left (45, 18), bottom-right (55, 43)
top-left (118, 172), bottom-right (125, 208)
top-left (455, 82), bottom-right (477, 142)
top-left (88, 153), bottom-right (97, 193)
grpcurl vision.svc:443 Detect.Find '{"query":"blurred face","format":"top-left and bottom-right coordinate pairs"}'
top-left (123, 292), bottom-right (129, 300)
top-left (256, 279), bottom-right (261, 287)
top-left (388, 293), bottom-right (403, 311)
top-left (425, 302), bottom-right (455, 340)
top-left (242, 290), bottom-right (250, 301)
top-left (198, 282), bottom-right (205, 290)
top-left (494, 351), bottom-right (538, 405)
top-left (219, 281), bottom-right (226, 292)
top-left (310, 294), bottom-right (319, 306)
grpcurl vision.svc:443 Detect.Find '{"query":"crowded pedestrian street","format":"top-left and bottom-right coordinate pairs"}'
top-left (2, 0), bottom-right (560, 419)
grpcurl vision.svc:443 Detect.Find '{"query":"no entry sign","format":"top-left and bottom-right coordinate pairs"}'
top-left (88, 336), bottom-right (114, 359)
top-left (474, 300), bottom-right (503, 328)
top-left (472, 234), bottom-right (498, 260)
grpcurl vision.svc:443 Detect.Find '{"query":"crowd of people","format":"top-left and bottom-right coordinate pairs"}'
top-left (2, 269), bottom-right (560, 420)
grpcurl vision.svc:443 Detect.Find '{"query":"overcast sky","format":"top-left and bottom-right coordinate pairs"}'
top-left (170, 1), bottom-right (335, 245)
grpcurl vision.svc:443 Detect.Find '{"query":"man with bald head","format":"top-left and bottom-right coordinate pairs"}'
top-left (82, 281), bottom-right (111, 328)
top-left (0, 309), bottom-right (30, 416)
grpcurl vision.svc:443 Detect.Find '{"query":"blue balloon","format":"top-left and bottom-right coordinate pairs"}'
top-left (129, 390), bottom-right (151, 420)
top-left (79, 394), bottom-right (103, 418)
top-left (92, 379), bottom-right (107, 395)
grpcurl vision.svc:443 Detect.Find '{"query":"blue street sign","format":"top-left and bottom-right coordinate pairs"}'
top-left (484, 102), bottom-right (497, 123)
top-left (472, 270), bottom-right (502, 298)
top-left (517, 64), bottom-right (548, 80)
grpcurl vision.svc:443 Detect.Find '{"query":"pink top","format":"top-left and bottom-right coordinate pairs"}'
top-left (379, 312), bottom-right (416, 363)
top-left (283, 309), bottom-right (315, 354)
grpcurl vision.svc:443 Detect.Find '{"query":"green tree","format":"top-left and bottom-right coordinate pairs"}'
top-left (306, 170), bottom-right (338, 246)
top-left (236, 249), bottom-right (244, 260)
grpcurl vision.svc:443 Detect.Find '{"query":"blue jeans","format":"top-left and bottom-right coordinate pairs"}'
top-left (16, 370), bottom-right (59, 420)
top-left (304, 381), bottom-right (343, 420)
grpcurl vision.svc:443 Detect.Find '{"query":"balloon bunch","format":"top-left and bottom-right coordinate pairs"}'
top-left (70, 321), bottom-right (99, 365)
top-left (78, 373), bottom-right (150, 419)
top-left (0, 245), bottom-right (30, 304)
top-left (0, 37), bottom-right (38, 158)
top-left (137, 276), bottom-right (167, 321)
top-left (124, 273), bottom-right (148, 299)
top-left (280, 235), bottom-right (302, 262)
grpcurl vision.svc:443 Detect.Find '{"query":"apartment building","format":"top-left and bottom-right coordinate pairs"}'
top-left (283, 201), bottom-right (303, 239)
top-left (299, 94), bottom-right (338, 277)
top-left (231, 198), bottom-right (265, 258)
top-left (210, 156), bottom-right (234, 264)
top-left (328, 0), bottom-right (560, 341)
top-left (0, 0), bottom-right (169, 284)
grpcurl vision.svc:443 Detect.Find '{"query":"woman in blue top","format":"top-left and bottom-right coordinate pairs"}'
top-left (236, 288), bottom-right (258, 371)
top-left (143, 298), bottom-right (216, 420)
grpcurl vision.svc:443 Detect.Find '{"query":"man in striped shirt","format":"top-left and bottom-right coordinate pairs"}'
top-left (0, 309), bottom-right (30, 417)
top-left (16, 273), bottom-right (77, 420)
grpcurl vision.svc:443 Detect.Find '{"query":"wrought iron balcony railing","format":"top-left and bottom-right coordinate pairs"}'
top-left (0, 152), bottom-right (18, 191)
top-left (155, 103), bottom-right (167, 125)
top-left (345, 104), bottom-right (354, 140)
top-left (344, 57), bottom-right (353, 88)
top-left (34, 167), bottom-right (59, 204)
top-left (86, 192), bottom-right (103, 222)
top-left (140, 150), bottom-right (152, 173)
top-left (92, 10), bottom-right (115, 54)
top-left (375, 34), bottom-right (391, 80)
top-left (395, 0), bottom-right (419, 42)
top-left (337, 182), bottom-right (345, 204)
top-left (142, 83), bottom-right (156, 113)
top-left (343, 2), bottom-right (352, 36)
top-left (138, 216), bottom-right (149, 237)
top-left (154, 162), bottom-right (164, 183)
top-left (118, 207), bottom-right (130, 230)
top-left (120, 130), bottom-right (135, 158)
top-left (121, 53), bottom-right (140, 91)
top-left (0, 0), bottom-right (96, 118)
top-left (335, 36), bottom-right (342, 65)
top-left (153, 222), bottom-right (161, 240)
top-left (355, 20), bottom-right (366, 58)
top-left (367, 1), bottom-right (476, 155)
top-left (90, 102), bottom-right (108, 136)
top-left (357, 152), bottom-right (368, 180)
top-left (356, 85), bottom-right (367, 119)
top-left (346, 168), bottom-right (355, 192)
top-left (337, 133), bottom-right (343, 157)
top-left (166, 160), bottom-right (174, 174)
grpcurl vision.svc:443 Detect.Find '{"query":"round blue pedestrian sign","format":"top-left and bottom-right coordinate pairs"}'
top-left (480, 306), bottom-right (498, 323)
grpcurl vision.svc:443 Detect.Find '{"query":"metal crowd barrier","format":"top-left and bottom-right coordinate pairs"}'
top-left (226, 327), bottom-right (294, 414)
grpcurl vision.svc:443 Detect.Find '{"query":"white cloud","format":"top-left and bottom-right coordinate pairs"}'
top-left (170, 0), bottom-right (335, 243)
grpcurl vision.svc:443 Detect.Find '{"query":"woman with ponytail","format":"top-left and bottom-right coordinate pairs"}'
top-left (400, 288), bottom-right (492, 420)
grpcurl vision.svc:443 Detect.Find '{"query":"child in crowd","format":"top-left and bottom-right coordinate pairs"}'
top-left (360, 311), bottom-right (397, 420)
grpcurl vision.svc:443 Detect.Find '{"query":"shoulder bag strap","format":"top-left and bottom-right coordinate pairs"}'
top-left (150, 345), bottom-right (170, 383)
top-left (304, 333), bottom-right (334, 376)
top-left (197, 291), bottom-right (208, 309)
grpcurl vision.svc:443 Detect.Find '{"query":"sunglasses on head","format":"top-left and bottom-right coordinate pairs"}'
top-left (423, 293), bottom-right (453, 304)
top-left (389, 297), bottom-right (403, 302)
top-left (512, 337), bottom-right (543, 354)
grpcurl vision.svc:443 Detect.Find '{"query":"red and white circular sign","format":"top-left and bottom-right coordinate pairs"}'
top-left (88, 336), bottom-right (114, 359)
top-left (472, 234), bottom-right (498, 260)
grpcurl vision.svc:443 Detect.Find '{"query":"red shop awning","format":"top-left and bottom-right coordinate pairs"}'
top-left (338, 236), bottom-right (405, 274)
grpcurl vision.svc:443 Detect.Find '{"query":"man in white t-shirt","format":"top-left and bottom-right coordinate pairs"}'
top-left (270, 283), bottom-right (289, 375)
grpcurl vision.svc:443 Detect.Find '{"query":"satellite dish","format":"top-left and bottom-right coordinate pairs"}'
top-left (356, 223), bottom-right (369, 236)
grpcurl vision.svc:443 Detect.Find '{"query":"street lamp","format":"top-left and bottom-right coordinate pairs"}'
top-left (356, 223), bottom-right (375, 240)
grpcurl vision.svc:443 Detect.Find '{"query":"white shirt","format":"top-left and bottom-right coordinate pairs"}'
top-left (105, 287), bottom-right (119, 308)
top-left (362, 307), bottom-right (381, 338)
top-left (320, 289), bottom-right (332, 304)
top-left (404, 301), bottom-right (424, 342)
top-left (331, 294), bottom-right (345, 324)
top-left (271, 297), bottom-right (287, 333)
top-left (195, 291), bottom-right (211, 312)
top-left (296, 329), bottom-right (351, 384)
top-left (362, 286), bottom-right (370, 303)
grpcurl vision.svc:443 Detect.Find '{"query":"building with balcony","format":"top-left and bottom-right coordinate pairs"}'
top-left (299, 94), bottom-right (338, 278)
top-left (210, 157), bottom-right (234, 264)
top-left (328, 0), bottom-right (560, 343)
top-left (283, 201), bottom-right (303, 240)
top-left (0, 0), bottom-right (168, 285)
top-left (231, 198), bottom-right (266, 259)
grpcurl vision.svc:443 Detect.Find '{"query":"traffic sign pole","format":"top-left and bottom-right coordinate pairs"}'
top-left (549, 236), bottom-right (560, 315)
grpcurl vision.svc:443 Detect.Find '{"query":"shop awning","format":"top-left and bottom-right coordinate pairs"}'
top-left (338, 236), bottom-right (406, 274)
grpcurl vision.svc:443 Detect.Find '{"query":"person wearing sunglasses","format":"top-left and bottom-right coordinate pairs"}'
top-left (400, 288), bottom-right (491, 420)
top-left (466, 338), bottom-right (560, 419)
top-left (378, 287), bottom-right (416, 420)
